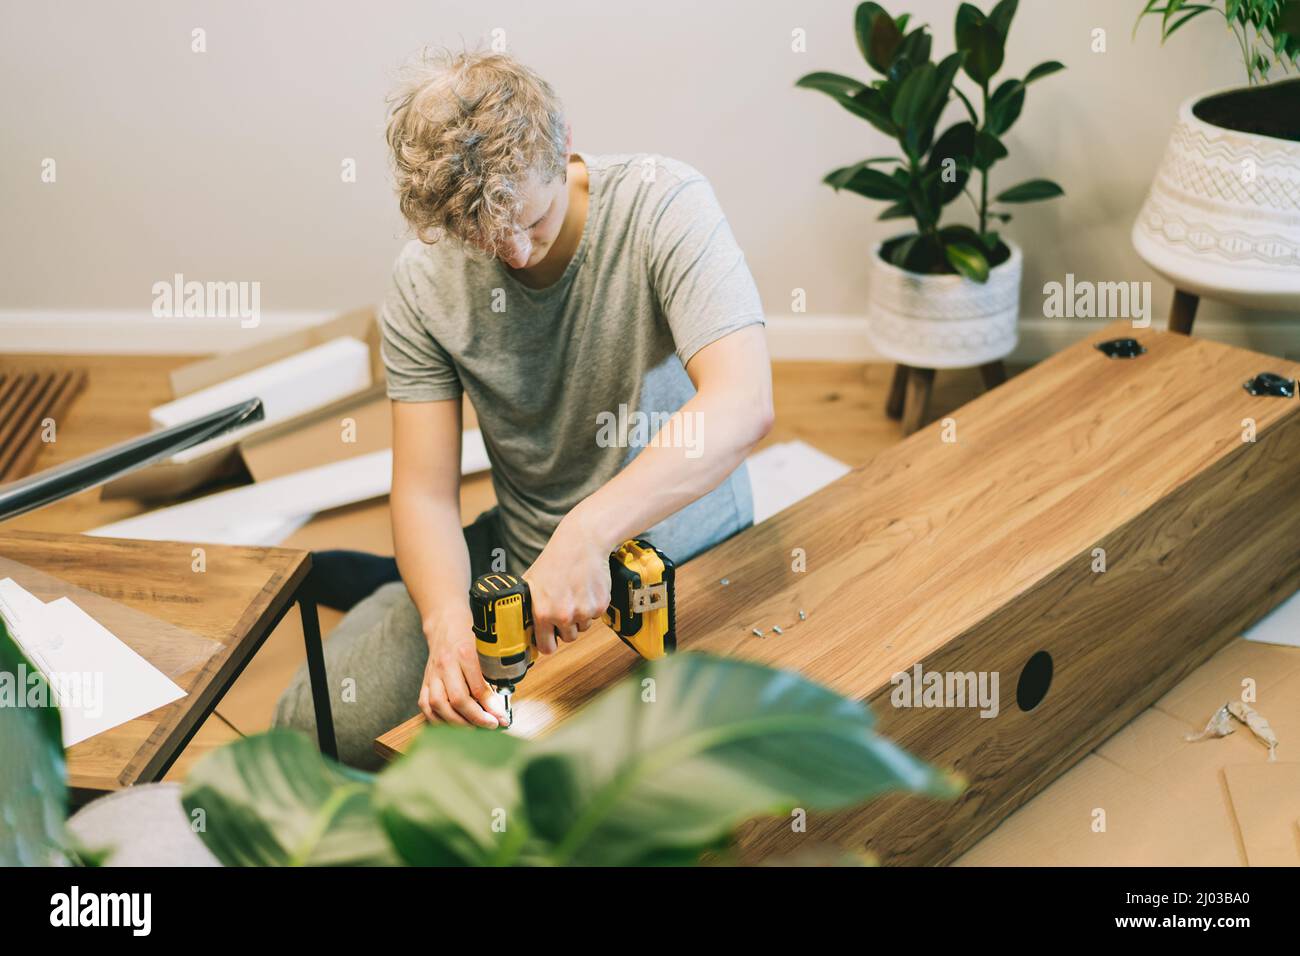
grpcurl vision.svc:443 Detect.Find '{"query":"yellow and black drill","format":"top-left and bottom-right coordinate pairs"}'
top-left (471, 538), bottom-right (676, 726)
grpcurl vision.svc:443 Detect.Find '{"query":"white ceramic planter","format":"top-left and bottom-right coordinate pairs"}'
top-left (866, 238), bottom-right (1022, 369)
top-left (1132, 87), bottom-right (1300, 311)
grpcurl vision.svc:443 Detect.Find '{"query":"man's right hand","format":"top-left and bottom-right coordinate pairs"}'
top-left (419, 612), bottom-right (509, 728)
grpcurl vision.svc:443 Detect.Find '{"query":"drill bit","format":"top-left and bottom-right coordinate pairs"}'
top-left (500, 687), bottom-right (513, 728)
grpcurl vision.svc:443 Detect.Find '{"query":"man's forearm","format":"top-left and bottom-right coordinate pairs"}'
top-left (391, 490), bottom-right (473, 640)
top-left (569, 387), bottom-right (771, 554)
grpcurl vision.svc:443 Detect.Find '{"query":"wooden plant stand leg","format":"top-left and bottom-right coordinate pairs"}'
top-left (900, 366), bottom-right (935, 436)
top-left (978, 360), bottom-right (1007, 392)
top-left (1168, 288), bottom-right (1200, 335)
top-left (885, 363), bottom-right (908, 420)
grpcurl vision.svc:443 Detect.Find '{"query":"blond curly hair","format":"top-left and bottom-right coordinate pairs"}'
top-left (386, 49), bottom-right (568, 256)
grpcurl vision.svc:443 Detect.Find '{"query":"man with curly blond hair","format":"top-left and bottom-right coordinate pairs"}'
top-left (276, 49), bottom-right (772, 765)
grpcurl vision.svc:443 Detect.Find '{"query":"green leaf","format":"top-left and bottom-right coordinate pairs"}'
top-left (794, 71), bottom-right (866, 99)
top-left (832, 165), bottom-right (910, 202)
top-left (854, 3), bottom-right (891, 67)
top-left (892, 61), bottom-right (939, 157)
top-left (877, 201), bottom-right (914, 220)
top-left (796, 72), bottom-right (896, 134)
top-left (955, 2), bottom-right (986, 51)
top-left (374, 724), bottom-right (529, 866)
top-left (824, 158), bottom-right (901, 191)
top-left (989, 0), bottom-right (1019, 40)
top-left (848, 86), bottom-right (900, 136)
top-left (927, 121), bottom-right (976, 201)
top-left (867, 8), bottom-right (906, 74)
top-left (895, 27), bottom-right (933, 76)
top-left (1162, 0), bottom-right (1188, 36)
top-left (519, 654), bottom-right (959, 867)
top-left (996, 178), bottom-right (1065, 203)
top-left (926, 51), bottom-right (967, 122)
top-left (973, 129), bottom-right (1008, 170)
top-left (1024, 60), bottom-right (1066, 83)
top-left (182, 730), bottom-right (398, 866)
top-left (955, 4), bottom-right (1006, 85)
top-left (0, 616), bottom-right (67, 866)
top-left (987, 79), bottom-right (1025, 135)
top-left (965, 21), bottom-right (1006, 84)
top-left (945, 241), bottom-right (991, 282)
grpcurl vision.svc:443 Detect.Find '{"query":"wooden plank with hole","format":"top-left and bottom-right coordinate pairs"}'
top-left (376, 319), bottom-right (1300, 864)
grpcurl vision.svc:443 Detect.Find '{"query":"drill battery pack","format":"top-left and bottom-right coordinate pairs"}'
top-left (603, 538), bottom-right (676, 659)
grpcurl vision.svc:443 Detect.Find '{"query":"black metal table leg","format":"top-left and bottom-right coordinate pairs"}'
top-left (299, 596), bottom-right (337, 760)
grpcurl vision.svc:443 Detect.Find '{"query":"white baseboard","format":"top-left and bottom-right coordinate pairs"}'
top-left (2, 309), bottom-right (1296, 363)
top-left (0, 310), bottom-right (331, 355)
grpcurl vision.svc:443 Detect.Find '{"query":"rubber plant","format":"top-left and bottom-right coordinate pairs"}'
top-left (1136, 0), bottom-right (1300, 84)
top-left (0, 615), bottom-right (69, 866)
top-left (179, 654), bottom-right (962, 866)
top-left (796, 1), bottom-right (1064, 283)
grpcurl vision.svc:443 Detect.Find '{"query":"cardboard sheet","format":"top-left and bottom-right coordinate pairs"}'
top-left (1223, 763), bottom-right (1300, 866)
top-left (103, 307), bottom-right (383, 500)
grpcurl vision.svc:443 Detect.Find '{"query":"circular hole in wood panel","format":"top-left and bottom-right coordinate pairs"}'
top-left (1016, 651), bottom-right (1053, 712)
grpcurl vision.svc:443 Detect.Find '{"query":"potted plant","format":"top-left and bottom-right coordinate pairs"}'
top-left (1132, 0), bottom-right (1300, 325)
top-left (0, 612), bottom-right (959, 867)
top-left (796, 1), bottom-right (1064, 397)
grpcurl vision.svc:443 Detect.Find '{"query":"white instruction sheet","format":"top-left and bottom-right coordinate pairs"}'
top-left (0, 578), bottom-right (186, 747)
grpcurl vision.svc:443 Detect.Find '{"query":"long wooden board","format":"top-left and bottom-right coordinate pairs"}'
top-left (376, 320), bottom-right (1300, 864)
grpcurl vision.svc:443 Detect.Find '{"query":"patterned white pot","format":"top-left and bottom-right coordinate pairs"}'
top-left (1132, 87), bottom-right (1300, 311)
top-left (866, 238), bottom-right (1021, 369)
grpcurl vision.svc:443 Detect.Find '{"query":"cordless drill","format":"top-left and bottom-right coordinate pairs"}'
top-left (471, 537), bottom-right (676, 726)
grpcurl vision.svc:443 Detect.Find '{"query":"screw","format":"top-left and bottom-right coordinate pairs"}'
top-left (720, 578), bottom-right (730, 586)
top-left (798, 609), bottom-right (807, 621)
top-left (752, 627), bottom-right (764, 637)
top-left (772, 625), bottom-right (784, 635)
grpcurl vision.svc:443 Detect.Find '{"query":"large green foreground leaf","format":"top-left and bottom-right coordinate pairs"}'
top-left (519, 654), bottom-right (961, 866)
top-left (373, 724), bottom-right (527, 866)
top-left (0, 616), bottom-right (66, 866)
top-left (183, 655), bottom-right (958, 866)
top-left (182, 730), bottom-right (397, 866)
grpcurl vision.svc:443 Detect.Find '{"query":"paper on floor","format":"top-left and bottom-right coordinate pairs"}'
top-left (747, 440), bottom-right (851, 524)
top-left (0, 578), bottom-right (185, 747)
top-left (1243, 586), bottom-right (1300, 647)
top-left (90, 430), bottom-right (489, 547)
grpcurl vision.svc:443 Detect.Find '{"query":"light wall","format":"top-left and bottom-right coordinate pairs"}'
top-left (0, 0), bottom-right (1287, 349)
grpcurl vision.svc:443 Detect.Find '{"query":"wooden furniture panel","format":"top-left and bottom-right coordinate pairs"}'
top-left (377, 320), bottom-right (1300, 864)
top-left (0, 530), bottom-right (308, 791)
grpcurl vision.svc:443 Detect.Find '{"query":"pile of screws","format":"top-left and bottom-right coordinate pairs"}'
top-left (751, 609), bottom-right (807, 639)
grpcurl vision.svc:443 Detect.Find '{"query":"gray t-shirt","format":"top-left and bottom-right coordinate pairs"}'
top-left (379, 152), bottom-right (766, 571)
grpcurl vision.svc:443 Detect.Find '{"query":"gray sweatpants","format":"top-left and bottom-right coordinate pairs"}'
top-left (273, 509), bottom-right (507, 770)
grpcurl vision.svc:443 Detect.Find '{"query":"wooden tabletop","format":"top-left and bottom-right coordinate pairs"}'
top-left (376, 318), bottom-right (1300, 760)
top-left (0, 529), bottom-right (309, 791)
